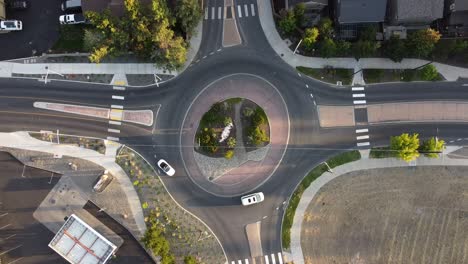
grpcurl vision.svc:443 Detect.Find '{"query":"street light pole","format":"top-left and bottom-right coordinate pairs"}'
top-left (44, 66), bottom-right (64, 84)
top-left (293, 39), bottom-right (303, 55)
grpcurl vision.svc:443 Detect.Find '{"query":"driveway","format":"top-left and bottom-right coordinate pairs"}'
top-left (0, 0), bottom-right (62, 60)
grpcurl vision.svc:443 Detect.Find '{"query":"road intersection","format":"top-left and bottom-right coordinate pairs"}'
top-left (1, 1), bottom-right (468, 264)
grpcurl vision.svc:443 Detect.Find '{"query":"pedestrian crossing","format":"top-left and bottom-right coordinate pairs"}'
top-left (231, 252), bottom-right (283, 264)
top-left (352, 86), bottom-right (371, 147)
top-left (204, 3), bottom-right (256, 20)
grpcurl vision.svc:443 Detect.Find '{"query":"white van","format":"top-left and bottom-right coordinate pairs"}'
top-left (241, 192), bottom-right (265, 206)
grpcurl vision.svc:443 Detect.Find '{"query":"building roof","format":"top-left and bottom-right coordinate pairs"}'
top-left (337, 0), bottom-right (387, 24)
top-left (453, 0), bottom-right (468, 11)
top-left (394, 0), bottom-right (444, 22)
top-left (49, 214), bottom-right (117, 264)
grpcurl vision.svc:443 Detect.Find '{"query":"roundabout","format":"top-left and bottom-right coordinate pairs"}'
top-left (180, 73), bottom-right (290, 196)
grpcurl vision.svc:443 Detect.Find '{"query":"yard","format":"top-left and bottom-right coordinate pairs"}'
top-left (301, 166), bottom-right (468, 264)
top-left (363, 66), bottom-right (445, 84)
top-left (297, 66), bottom-right (353, 85)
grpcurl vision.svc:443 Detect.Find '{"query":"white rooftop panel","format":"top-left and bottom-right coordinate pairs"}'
top-left (49, 214), bottom-right (117, 264)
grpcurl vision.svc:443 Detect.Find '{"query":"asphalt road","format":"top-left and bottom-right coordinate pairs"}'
top-left (1, 6), bottom-right (468, 263)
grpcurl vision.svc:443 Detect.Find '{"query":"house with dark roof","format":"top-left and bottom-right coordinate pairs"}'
top-left (388, 0), bottom-right (445, 27)
top-left (443, 0), bottom-right (468, 36)
top-left (334, 0), bottom-right (387, 24)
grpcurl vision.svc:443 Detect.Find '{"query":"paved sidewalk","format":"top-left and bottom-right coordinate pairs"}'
top-left (257, 0), bottom-right (468, 81)
top-left (0, 131), bottom-right (147, 236)
top-left (289, 146), bottom-right (464, 264)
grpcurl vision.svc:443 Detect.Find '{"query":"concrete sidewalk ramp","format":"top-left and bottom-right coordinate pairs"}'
top-left (245, 221), bottom-right (263, 258)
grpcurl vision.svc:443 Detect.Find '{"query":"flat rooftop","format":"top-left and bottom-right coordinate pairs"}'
top-left (49, 214), bottom-right (117, 264)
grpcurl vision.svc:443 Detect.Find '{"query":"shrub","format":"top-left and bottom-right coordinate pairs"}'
top-left (317, 38), bottom-right (336, 58)
top-left (420, 64), bottom-right (439, 81)
top-left (303, 27), bottom-right (319, 51)
top-left (294, 3), bottom-right (305, 27)
top-left (224, 150), bottom-right (234, 159)
top-left (420, 137), bottom-right (445, 158)
top-left (336, 40), bottom-right (351, 56)
top-left (352, 40), bottom-right (380, 59)
top-left (384, 35), bottom-right (406, 62)
top-left (184, 256), bottom-right (199, 264)
top-left (406, 29), bottom-right (441, 58)
top-left (227, 137), bottom-right (236, 148)
top-left (223, 116), bottom-right (233, 126)
top-left (252, 107), bottom-right (267, 126)
top-left (390, 133), bottom-right (420, 162)
top-left (249, 127), bottom-right (269, 146)
top-left (243, 107), bottom-right (254, 117)
top-left (278, 10), bottom-right (296, 35)
top-left (318, 17), bottom-right (333, 39)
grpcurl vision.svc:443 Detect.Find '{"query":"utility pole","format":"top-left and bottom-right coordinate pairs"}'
top-left (293, 39), bottom-right (303, 55)
top-left (322, 162), bottom-right (333, 173)
top-left (44, 66), bottom-right (64, 84)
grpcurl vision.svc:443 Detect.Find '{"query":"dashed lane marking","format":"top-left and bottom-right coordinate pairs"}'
top-left (112, 95), bottom-right (125, 100)
top-left (356, 128), bottom-right (369, 133)
top-left (298, 73), bottom-right (302, 77)
top-left (305, 84), bottom-right (309, 88)
top-left (111, 105), bottom-right (123, 109)
top-left (357, 142), bottom-right (370, 147)
top-left (356, 135), bottom-right (369, 140)
top-left (462, 84), bottom-right (468, 86)
top-left (113, 86), bottom-right (125, 91)
top-left (352, 87), bottom-right (365, 91)
top-left (109, 120), bottom-right (121, 125)
top-left (310, 94), bottom-right (314, 98)
top-left (353, 100), bottom-right (366, 105)
top-left (313, 101), bottom-right (317, 106)
top-left (107, 136), bottom-right (119, 141)
top-left (352, 93), bottom-right (365, 98)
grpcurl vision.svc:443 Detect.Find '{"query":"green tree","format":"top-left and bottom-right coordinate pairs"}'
top-left (184, 256), bottom-right (199, 264)
top-left (317, 38), bottom-right (337, 58)
top-left (384, 35), bottom-right (406, 62)
top-left (176, 0), bottom-right (202, 36)
top-left (83, 29), bottom-right (105, 52)
top-left (318, 17), bottom-right (333, 39)
top-left (352, 40), bottom-right (380, 59)
top-left (293, 3), bottom-right (305, 27)
top-left (336, 40), bottom-right (351, 56)
top-left (420, 64), bottom-right (439, 81)
top-left (420, 137), bottom-right (445, 158)
top-left (141, 222), bottom-right (174, 264)
top-left (303, 27), bottom-right (319, 51)
top-left (390, 133), bottom-right (420, 162)
top-left (227, 137), bottom-right (236, 148)
top-left (279, 10), bottom-right (296, 35)
top-left (406, 28), bottom-right (441, 58)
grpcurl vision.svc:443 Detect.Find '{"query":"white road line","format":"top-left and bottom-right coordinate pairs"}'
top-left (211, 7), bottom-right (215, 19)
top-left (353, 100), bottom-right (366, 105)
top-left (244, 4), bottom-right (249, 17)
top-left (271, 254), bottom-right (276, 264)
top-left (6, 257), bottom-right (24, 264)
top-left (352, 93), bottom-right (366, 98)
top-left (310, 93), bottom-right (314, 98)
top-left (245, 259), bottom-right (249, 264)
top-left (109, 120), bottom-right (121, 125)
top-left (457, 138), bottom-right (462, 141)
top-left (356, 128), bottom-right (369, 133)
top-left (0, 245), bottom-right (22, 256)
top-left (298, 73), bottom-right (302, 77)
top-left (217, 48), bottom-right (222, 52)
top-left (278, 253), bottom-right (283, 264)
top-left (112, 95), bottom-right (125, 100)
top-left (313, 101), bottom-right (316, 106)
top-left (231, 261), bottom-right (235, 264)
top-left (251, 4), bottom-right (256, 16)
top-left (449, 140), bottom-right (455, 143)
top-left (264, 255), bottom-right (270, 264)
top-left (108, 128), bottom-right (121, 133)
top-left (237, 5), bottom-right (242, 18)
top-left (238, 260), bottom-right (242, 264)
top-left (0, 212), bottom-right (8, 217)
top-left (305, 84), bottom-right (309, 88)
top-left (352, 87), bottom-right (365, 91)
top-left (113, 86), bottom-right (125, 90)
top-left (218, 6), bottom-right (222, 19)
top-left (356, 135), bottom-right (369, 140)
top-left (3, 234), bottom-right (15, 241)
top-left (462, 84), bottom-right (468, 86)
top-left (111, 105), bottom-right (123, 109)
top-left (202, 56), bottom-right (207, 59)
top-left (357, 142), bottom-right (370, 147)
top-left (0, 224), bottom-right (11, 230)
top-left (209, 52), bottom-right (214, 55)
top-left (205, 7), bottom-right (208, 19)
top-left (107, 136), bottom-right (119, 141)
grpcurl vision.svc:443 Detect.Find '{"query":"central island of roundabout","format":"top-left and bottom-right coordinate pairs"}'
top-left (180, 74), bottom-right (290, 196)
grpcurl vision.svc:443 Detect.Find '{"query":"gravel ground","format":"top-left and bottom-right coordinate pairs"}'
top-left (301, 166), bottom-right (468, 264)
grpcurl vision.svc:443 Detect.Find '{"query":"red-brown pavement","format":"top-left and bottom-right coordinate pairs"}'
top-left (179, 73), bottom-right (290, 196)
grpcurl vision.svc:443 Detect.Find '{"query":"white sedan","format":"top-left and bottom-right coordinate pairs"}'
top-left (241, 192), bottom-right (265, 206)
top-left (157, 159), bottom-right (175, 176)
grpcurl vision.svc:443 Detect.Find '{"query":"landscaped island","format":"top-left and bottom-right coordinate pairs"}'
top-left (195, 98), bottom-right (270, 159)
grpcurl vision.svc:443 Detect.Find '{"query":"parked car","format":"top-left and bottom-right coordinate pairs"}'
top-left (157, 159), bottom-right (175, 176)
top-left (59, 14), bottom-right (86, 25)
top-left (0, 20), bottom-right (22, 31)
top-left (6, 0), bottom-right (28, 10)
top-left (61, 0), bottom-right (81, 12)
top-left (241, 192), bottom-right (264, 206)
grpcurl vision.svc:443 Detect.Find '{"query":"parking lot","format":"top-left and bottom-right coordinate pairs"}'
top-left (0, 0), bottom-right (63, 60)
top-left (0, 151), bottom-right (66, 264)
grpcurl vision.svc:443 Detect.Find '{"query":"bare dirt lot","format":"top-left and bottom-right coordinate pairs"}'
top-left (301, 166), bottom-right (468, 264)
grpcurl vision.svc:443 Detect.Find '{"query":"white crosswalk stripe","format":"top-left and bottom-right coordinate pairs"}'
top-left (244, 4), bottom-right (249, 17)
top-left (277, 252), bottom-right (283, 264)
top-left (357, 142), bottom-right (370, 147)
top-left (211, 7), bottom-right (215, 19)
top-left (218, 6), bottom-right (222, 19)
top-left (204, 4), bottom-right (257, 20)
top-left (271, 254), bottom-right (276, 264)
top-left (237, 5), bottom-right (242, 18)
top-left (251, 4), bottom-right (256, 16)
top-left (205, 7), bottom-right (208, 19)
top-left (230, 252), bottom-right (283, 264)
top-left (265, 255), bottom-right (270, 264)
